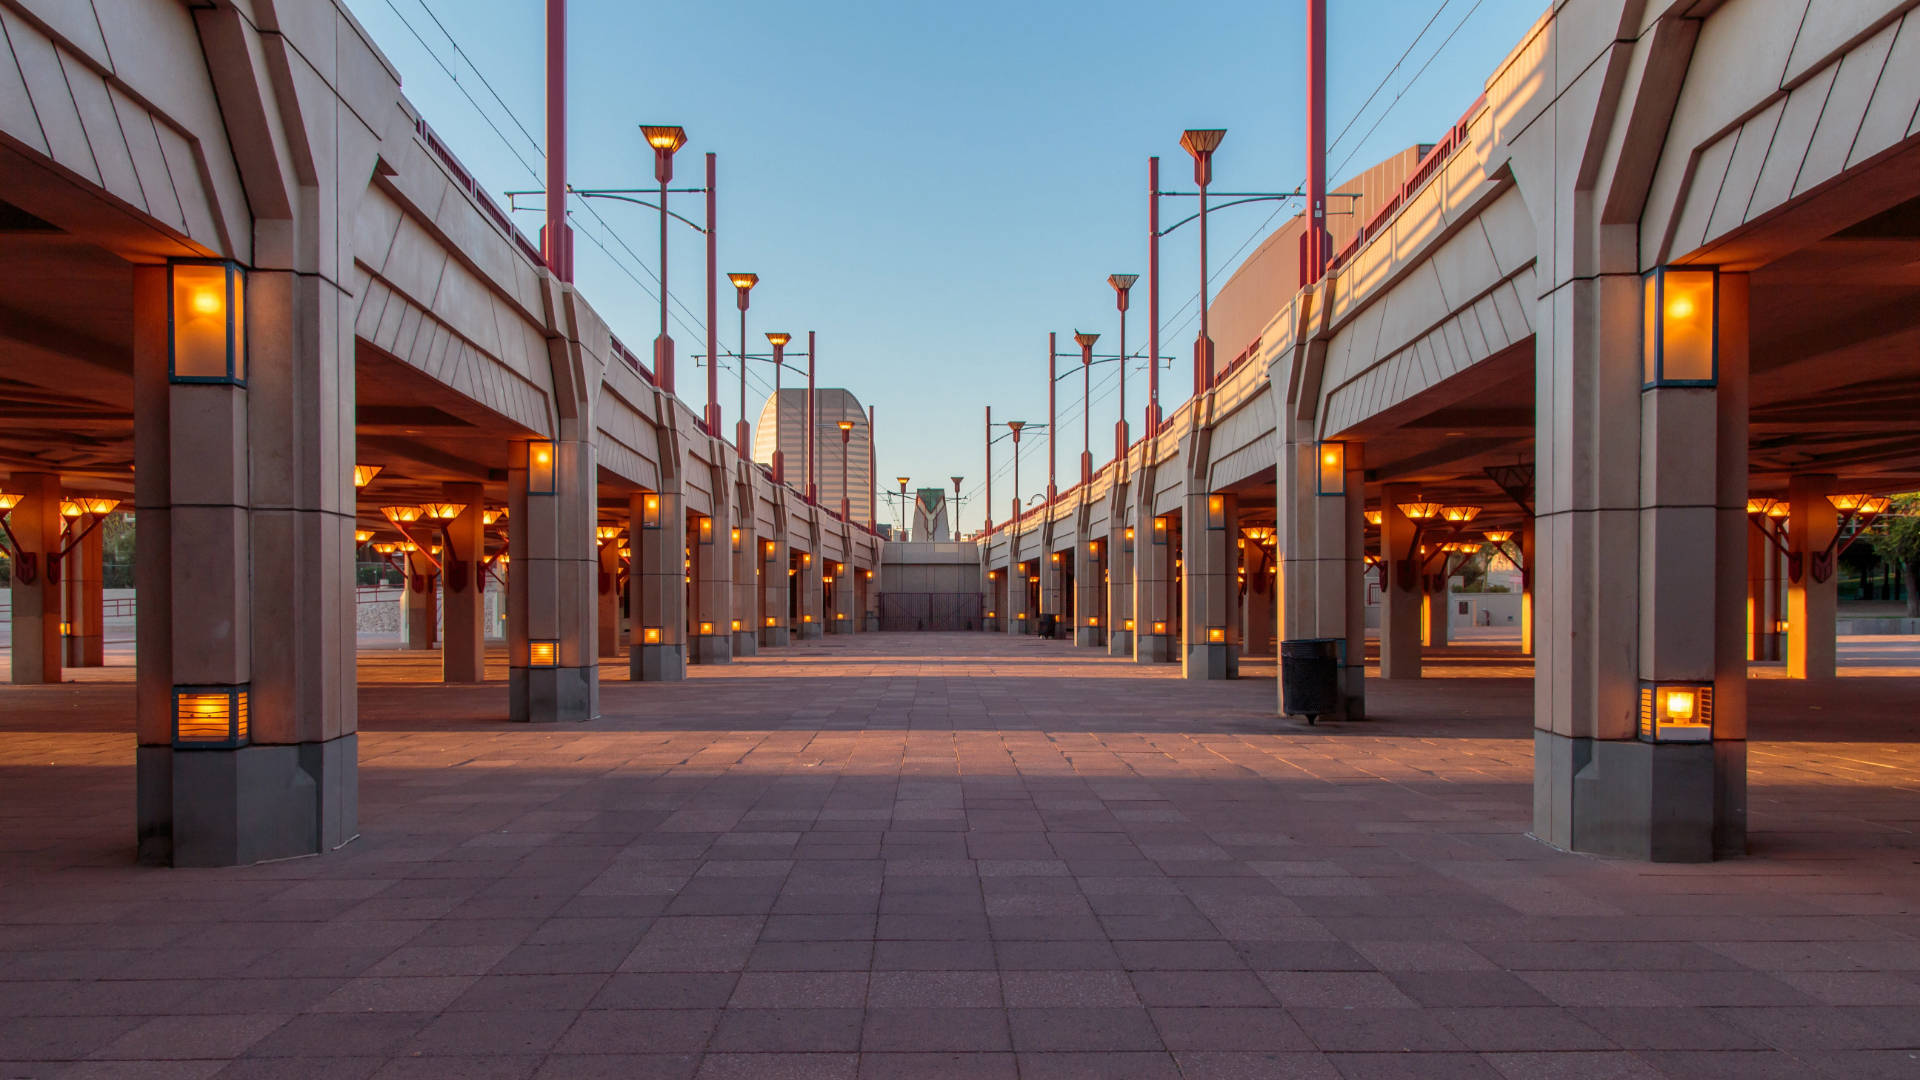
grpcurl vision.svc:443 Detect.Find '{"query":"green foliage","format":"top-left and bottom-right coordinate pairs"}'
top-left (1869, 493), bottom-right (1920, 566)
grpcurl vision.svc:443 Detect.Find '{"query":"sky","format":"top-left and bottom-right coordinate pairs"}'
top-left (344, 0), bottom-right (1545, 535)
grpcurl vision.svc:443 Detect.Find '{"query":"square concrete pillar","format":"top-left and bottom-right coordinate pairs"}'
top-left (1134, 511), bottom-right (1175, 662)
top-left (1074, 536), bottom-right (1105, 648)
top-left (632, 488), bottom-right (687, 680)
top-left (1378, 482), bottom-right (1423, 680)
top-left (795, 547), bottom-right (824, 639)
top-left (1039, 540), bottom-right (1067, 637)
top-left (8, 473), bottom-right (62, 684)
top-left (731, 501), bottom-right (760, 657)
top-left (596, 537), bottom-right (623, 659)
top-left (689, 504), bottom-right (732, 665)
top-left (1106, 507), bottom-right (1134, 657)
top-left (1787, 474), bottom-right (1837, 679)
top-left (442, 483), bottom-right (487, 681)
top-left (132, 264), bottom-right (357, 867)
top-left (1182, 491), bottom-right (1239, 680)
top-left (402, 547), bottom-right (437, 650)
top-left (1278, 433), bottom-right (1364, 719)
top-left (1519, 518), bottom-right (1536, 657)
top-left (983, 565), bottom-right (1005, 633)
top-left (506, 438), bottom-right (598, 722)
top-left (62, 516), bottom-right (105, 667)
top-left (1532, 270), bottom-right (1747, 862)
top-left (1423, 582), bottom-right (1450, 649)
top-left (760, 533), bottom-right (790, 647)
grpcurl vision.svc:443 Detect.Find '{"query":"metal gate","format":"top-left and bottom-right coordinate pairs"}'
top-left (879, 592), bottom-right (984, 631)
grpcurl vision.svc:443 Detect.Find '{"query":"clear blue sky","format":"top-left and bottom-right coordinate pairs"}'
top-left (345, 0), bottom-right (1544, 533)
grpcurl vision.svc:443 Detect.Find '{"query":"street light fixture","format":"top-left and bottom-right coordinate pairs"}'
top-left (895, 476), bottom-right (911, 539)
top-left (838, 419), bottom-right (856, 521)
top-left (1180, 129), bottom-right (1225, 392)
top-left (729, 272), bottom-right (758, 458)
top-left (1074, 331), bottom-right (1099, 485)
top-left (951, 475), bottom-right (965, 537)
top-left (639, 126), bottom-right (688, 394)
top-left (765, 332), bottom-right (792, 483)
top-left (1108, 274), bottom-right (1137, 461)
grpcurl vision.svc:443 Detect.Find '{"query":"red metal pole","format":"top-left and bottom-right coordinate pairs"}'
top-left (705, 152), bottom-right (719, 434)
top-left (1116, 287), bottom-right (1129, 461)
top-left (1197, 162), bottom-right (1211, 392)
top-left (1306, 0), bottom-right (1328, 282)
top-left (1147, 157), bottom-right (1160, 437)
top-left (806, 331), bottom-right (817, 502)
top-left (1046, 332), bottom-right (1057, 501)
top-left (655, 164), bottom-right (672, 394)
top-left (770, 338), bottom-right (785, 484)
top-left (867, 405), bottom-right (876, 532)
top-left (542, 0), bottom-right (569, 281)
top-left (984, 405), bottom-right (993, 532)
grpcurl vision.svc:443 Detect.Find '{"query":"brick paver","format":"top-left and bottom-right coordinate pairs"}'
top-left (1, 631), bottom-right (1917, 1078)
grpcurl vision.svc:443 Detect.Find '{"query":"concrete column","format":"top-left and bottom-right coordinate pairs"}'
top-left (632, 489), bottom-right (686, 680)
top-left (796, 547), bottom-right (824, 638)
top-left (1786, 474), bottom-right (1837, 679)
top-left (824, 559), bottom-right (848, 633)
top-left (759, 532), bottom-right (790, 647)
top-left (1533, 270), bottom-right (1747, 862)
top-left (596, 536), bottom-right (622, 659)
top-left (1243, 553), bottom-right (1275, 657)
top-left (1106, 516), bottom-right (1134, 657)
top-left (63, 516), bottom-right (105, 668)
top-left (1423, 579), bottom-right (1450, 649)
top-left (1746, 523), bottom-right (1768, 662)
top-left (1340, 446), bottom-right (1368, 716)
top-left (402, 547), bottom-right (436, 650)
top-left (690, 473), bottom-right (733, 663)
top-left (1039, 538), bottom-right (1066, 638)
top-left (442, 484), bottom-right (486, 682)
top-left (1135, 513), bottom-right (1174, 662)
top-left (506, 438), bottom-right (597, 722)
top-left (1763, 540), bottom-right (1783, 662)
top-left (1378, 483), bottom-right (1422, 679)
top-left (1074, 536), bottom-right (1105, 647)
top-left (1182, 491), bottom-right (1238, 680)
top-left (132, 263), bottom-right (356, 867)
top-left (731, 497), bottom-right (759, 657)
top-left (1005, 560), bottom-right (1032, 635)
top-left (7, 473), bottom-right (62, 684)
top-left (1519, 518), bottom-right (1535, 656)
top-left (1278, 434), bottom-right (1364, 718)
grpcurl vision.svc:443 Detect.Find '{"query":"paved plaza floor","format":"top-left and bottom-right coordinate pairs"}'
top-left (1, 632), bottom-right (1917, 1078)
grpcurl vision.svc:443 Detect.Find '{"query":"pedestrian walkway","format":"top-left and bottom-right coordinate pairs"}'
top-left (1, 632), bottom-right (1916, 1077)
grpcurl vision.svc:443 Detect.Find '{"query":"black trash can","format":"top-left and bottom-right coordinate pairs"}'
top-left (1281, 637), bottom-right (1343, 724)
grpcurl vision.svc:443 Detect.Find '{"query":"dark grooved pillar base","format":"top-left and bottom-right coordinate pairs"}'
top-left (633, 644), bottom-right (686, 681)
top-left (689, 636), bottom-right (732, 665)
top-left (509, 667), bottom-right (595, 723)
top-left (1184, 643), bottom-right (1240, 680)
top-left (1108, 631), bottom-right (1133, 658)
top-left (798, 623), bottom-right (823, 640)
top-left (732, 632), bottom-right (759, 657)
top-left (1135, 633), bottom-right (1174, 663)
top-left (1532, 731), bottom-right (1746, 862)
top-left (760, 628), bottom-right (790, 648)
top-left (1075, 629), bottom-right (1105, 649)
top-left (137, 735), bottom-right (358, 867)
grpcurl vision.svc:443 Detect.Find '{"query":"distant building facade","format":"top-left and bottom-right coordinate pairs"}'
top-left (754, 388), bottom-right (872, 523)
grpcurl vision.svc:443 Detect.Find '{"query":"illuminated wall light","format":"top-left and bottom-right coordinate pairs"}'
top-left (731, 619), bottom-right (743, 631)
top-left (698, 621), bottom-right (715, 635)
top-left (1086, 616), bottom-right (1099, 627)
top-left (1643, 266), bottom-right (1718, 387)
top-left (765, 616), bottom-right (778, 627)
top-left (172, 685), bottom-right (249, 748)
top-left (803, 614), bottom-right (815, 623)
top-left (527, 440), bottom-right (557, 495)
top-left (1207, 627), bottom-right (1226, 643)
top-left (642, 627), bottom-right (663, 644)
top-left (1316, 441), bottom-right (1346, 496)
top-left (168, 260), bottom-right (246, 384)
top-left (1151, 621), bottom-right (1168, 634)
top-left (58, 620), bottom-right (72, 636)
top-left (1638, 681), bottom-right (1713, 742)
top-left (1123, 619), bottom-right (1135, 631)
top-left (529, 640), bottom-right (558, 667)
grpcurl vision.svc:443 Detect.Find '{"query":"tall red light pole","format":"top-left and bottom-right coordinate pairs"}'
top-left (1045, 332), bottom-right (1057, 502)
top-left (729, 272), bottom-right (757, 457)
top-left (837, 420), bottom-right (855, 521)
top-left (1147, 157), bottom-right (1160, 437)
top-left (984, 406), bottom-right (993, 532)
top-left (639, 125), bottom-right (687, 393)
top-left (1108, 275), bottom-right (1136, 461)
top-left (1305, 0), bottom-right (1329, 283)
top-left (704, 152), bottom-right (719, 433)
top-left (1008, 420), bottom-right (1026, 527)
top-left (951, 476), bottom-right (964, 537)
top-left (1181, 129), bottom-right (1225, 393)
top-left (1074, 332), bottom-right (1099, 485)
top-left (896, 476), bottom-right (911, 537)
top-left (765, 332), bottom-right (790, 483)
top-left (867, 405), bottom-right (877, 532)
top-left (805, 330), bottom-right (817, 502)
top-left (542, 0), bottom-right (570, 281)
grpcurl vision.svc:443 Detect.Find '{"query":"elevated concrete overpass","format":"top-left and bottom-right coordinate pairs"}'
top-left (982, 0), bottom-right (1920, 860)
top-left (0, 0), bottom-right (879, 864)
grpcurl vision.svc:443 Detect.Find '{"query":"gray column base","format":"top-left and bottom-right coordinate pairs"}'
top-left (509, 665), bottom-right (596, 723)
top-left (66, 635), bottom-right (105, 668)
top-left (1135, 633), bottom-right (1174, 663)
top-left (760, 627), bottom-right (790, 648)
top-left (631, 643), bottom-right (686, 682)
top-left (1074, 629), bottom-right (1105, 648)
top-left (137, 734), bottom-right (358, 867)
top-left (1184, 643), bottom-right (1240, 680)
top-left (1532, 731), bottom-right (1747, 862)
top-left (1108, 631), bottom-right (1133, 658)
top-left (798, 622), bottom-right (824, 640)
top-left (1336, 665), bottom-right (1367, 720)
top-left (690, 635), bottom-right (733, 664)
top-left (865, 615), bottom-right (880, 632)
top-left (984, 619), bottom-right (1001, 633)
top-left (732, 632), bottom-right (759, 657)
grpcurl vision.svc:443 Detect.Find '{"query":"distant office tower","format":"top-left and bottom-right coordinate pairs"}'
top-left (912, 488), bottom-right (950, 541)
top-left (754, 388), bottom-right (872, 523)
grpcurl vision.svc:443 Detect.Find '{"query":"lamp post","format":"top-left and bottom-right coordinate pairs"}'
top-left (1008, 420), bottom-right (1026, 527)
top-left (765, 332), bottom-right (790, 482)
top-left (729, 272), bottom-right (757, 458)
top-left (1108, 275), bottom-right (1136, 462)
top-left (1181, 128), bottom-right (1225, 393)
top-left (640, 125), bottom-right (687, 394)
top-left (838, 419), bottom-right (855, 521)
top-left (896, 476), bottom-right (911, 539)
top-left (868, 405), bottom-right (878, 533)
top-left (984, 406), bottom-right (994, 532)
top-left (1148, 156), bottom-right (1160, 438)
top-left (1074, 331), bottom-right (1099, 485)
top-left (1046, 333), bottom-right (1057, 502)
top-left (951, 476), bottom-right (964, 538)
top-left (806, 331), bottom-right (818, 501)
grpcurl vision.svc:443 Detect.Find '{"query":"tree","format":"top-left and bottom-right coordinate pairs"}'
top-left (1867, 493), bottom-right (1920, 616)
